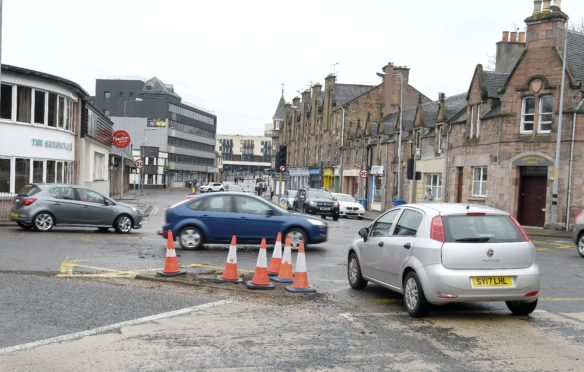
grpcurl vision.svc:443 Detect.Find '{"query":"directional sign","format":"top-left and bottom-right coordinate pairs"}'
top-left (359, 169), bottom-right (369, 179)
top-left (134, 159), bottom-right (145, 170)
top-left (279, 165), bottom-right (286, 172)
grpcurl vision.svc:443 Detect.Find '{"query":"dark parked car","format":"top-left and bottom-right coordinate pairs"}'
top-left (161, 192), bottom-right (328, 249)
top-left (293, 188), bottom-right (340, 220)
top-left (10, 184), bottom-right (143, 233)
top-left (574, 209), bottom-right (584, 257)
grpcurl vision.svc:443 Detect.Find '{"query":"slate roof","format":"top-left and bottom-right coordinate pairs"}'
top-left (482, 71), bottom-right (509, 99)
top-left (380, 93), bottom-right (466, 132)
top-left (481, 103), bottom-right (502, 120)
top-left (334, 84), bottom-right (376, 107)
top-left (566, 30), bottom-right (584, 91)
top-left (273, 95), bottom-right (286, 120)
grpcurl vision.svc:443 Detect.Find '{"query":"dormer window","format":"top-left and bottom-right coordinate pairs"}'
top-left (469, 104), bottom-right (481, 138)
top-left (414, 131), bottom-right (421, 159)
top-left (437, 126), bottom-right (444, 154)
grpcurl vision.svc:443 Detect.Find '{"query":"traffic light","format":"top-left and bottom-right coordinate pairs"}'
top-left (406, 159), bottom-right (421, 180)
top-left (279, 145), bottom-right (287, 167)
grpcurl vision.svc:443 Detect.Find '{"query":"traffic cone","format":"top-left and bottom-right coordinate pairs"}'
top-left (219, 236), bottom-right (243, 283)
top-left (157, 230), bottom-right (186, 277)
top-left (246, 238), bottom-right (275, 290)
top-left (271, 236), bottom-right (294, 283)
top-left (267, 232), bottom-right (283, 276)
top-left (286, 241), bottom-right (316, 293)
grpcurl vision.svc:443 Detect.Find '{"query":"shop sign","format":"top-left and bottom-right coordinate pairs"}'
top-left (112, 130), bottom-right (131, 148)
top-left (147, 118), bottom-right (167, 128)
top-left (371, 165), bottom-right (384, 176)
top-left (31, 138), bottom-right (73, 151)
top-left (309, 167), bottom-right (321, 176)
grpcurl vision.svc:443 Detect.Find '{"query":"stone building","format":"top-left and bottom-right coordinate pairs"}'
top-left (447, 0), bottom-right (584, 228)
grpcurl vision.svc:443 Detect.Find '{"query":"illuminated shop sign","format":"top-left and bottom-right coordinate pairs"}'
top-left (31, 138), bottom-right (73, 151)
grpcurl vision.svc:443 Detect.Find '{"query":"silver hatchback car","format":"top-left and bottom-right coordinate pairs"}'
top-left (348, 203), bottom-right (539, 317)
top-left (10, 184), bottom-right (143, 233)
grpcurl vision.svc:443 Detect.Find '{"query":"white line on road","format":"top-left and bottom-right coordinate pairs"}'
top-left (0, 300), bottom-right (231, 355)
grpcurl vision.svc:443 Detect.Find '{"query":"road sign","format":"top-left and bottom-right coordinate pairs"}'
top-left (134, 159), bottom-right (145, 170)
top-left (359, 169), bottom-right (369, 179)
top-left (112, 130), bottom-right (131, 148)
top-left (279, 165), bottom-right (286, 172)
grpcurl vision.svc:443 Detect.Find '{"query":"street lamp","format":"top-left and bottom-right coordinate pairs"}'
top-left (121, 97), bottom-right (143, 198)
top-left (140, 127), bottom-right (157, 194)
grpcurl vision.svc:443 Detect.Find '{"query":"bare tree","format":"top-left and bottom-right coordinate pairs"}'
top-left (569, 18), bottom-right (584, 32)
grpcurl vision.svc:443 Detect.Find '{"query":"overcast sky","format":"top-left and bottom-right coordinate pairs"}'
top-left (3, 0), bottom-right (584, 136)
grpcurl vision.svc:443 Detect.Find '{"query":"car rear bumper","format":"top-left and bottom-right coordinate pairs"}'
top-left (419, 263), bottom-right (540, 304)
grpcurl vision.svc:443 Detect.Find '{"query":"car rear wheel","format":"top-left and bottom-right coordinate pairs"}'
top-left (403, 271), bottom-right (430, 317)
top-left (33, 212), bottom-right (55, 232)
top-left (114, 215), bottom-right (133, 234)
top-left (285, 227), bottom-right (307, 250)
top-left (506, 300), bottom-right (538, 315)
top-left (178, 226), bottom-right (204, 250)
top-left (348, 253), bottom-right (368, 289)
top-left (577, 233), bottom-right (584, 257)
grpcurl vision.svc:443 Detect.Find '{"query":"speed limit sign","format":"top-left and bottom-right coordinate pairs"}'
top-left (134, 159), bottom-right (145, 170)
top-left (279, 165), bottom-right (286, 172)
top-left (359, 169), bottom-right (369, 178)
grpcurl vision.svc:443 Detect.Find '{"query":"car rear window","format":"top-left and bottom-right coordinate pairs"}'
top-left (443, 215), bottom-right (525, 243)
top-left (17, 184), bottom-right (41, 196)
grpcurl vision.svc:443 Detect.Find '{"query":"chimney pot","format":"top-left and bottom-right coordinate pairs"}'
top-left (534, 0), bottom-right (542, 15)
top-left (518, 32), bottom-right (526, 43)
top-left (502, 31), bottom-right (509, 42)
top-left (555, 0), bottom-right (562, 9)
top-left (542, 0), bottom-right (551, 13)
top-left (510, 32), bottom-right (517, 43)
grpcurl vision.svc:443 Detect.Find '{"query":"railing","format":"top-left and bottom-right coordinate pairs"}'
top-left (0, 193), bottom-right (14, 221)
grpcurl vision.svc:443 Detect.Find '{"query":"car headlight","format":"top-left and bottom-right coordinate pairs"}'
top-left (308, 200), bottom-right (316, 206)
top-left (307, 219), bottom-right (326, 226)
top-left (333, 201), bottom-right (339, 208)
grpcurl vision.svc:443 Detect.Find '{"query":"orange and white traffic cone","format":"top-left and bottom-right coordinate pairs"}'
top-left (286, 241), bottom-right (316, 293)
top-left (246, 238), bottom-right (275, 290)
top-left (271, 236), bottom-right (294, 283)
top-left (157, 230), bottom-right (186, 277)
top-left (267, 232), bottom-right (283, 276)
top-left (219, 235), bottom-right (242, 283)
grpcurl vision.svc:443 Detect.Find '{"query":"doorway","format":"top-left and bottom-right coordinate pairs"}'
top-left (518, 166), bottom-right (547, 227)
top-left (456, 167), bottom-right (463, 203)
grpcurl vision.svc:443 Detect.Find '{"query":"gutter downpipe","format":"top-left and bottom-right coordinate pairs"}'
top-left (566, 111), bottom-right (577, 228)
top-left (397, 76), bottom-right (404, 200)
top-left (338, 106), bottom-right (346, 193)
top-left (443, 122), bottom-right (452, 201)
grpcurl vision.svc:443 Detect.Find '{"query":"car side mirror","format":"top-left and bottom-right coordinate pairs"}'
top-left (266, 209), bottom-right (275, 216)
top-left (358, 227), bottom-right (369, 241)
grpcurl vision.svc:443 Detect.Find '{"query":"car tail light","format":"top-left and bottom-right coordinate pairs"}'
top-left (510, 215), bottom-right (530, 241)
top-left (525, 291), bottom-right (538, 297)
top-left (22, 198), bottom-right (37, 206)
top-left (438, 293), bottom-right (458, 299)
top-left (162, 230), bottom-right (168, 238)
top-left (430, 215), bottom-right (445, 243)
top-left (577, 210), bottom-right (584, 221)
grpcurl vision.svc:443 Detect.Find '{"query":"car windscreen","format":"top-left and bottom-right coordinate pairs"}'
top-left (442, 215), bottom-right (525, 243)
top-left (334, 194), bottom-right (355, 202)
top-left (306, 190), bottom-right (333, 199)
top-left (17, 184), bottom-right (41, 196)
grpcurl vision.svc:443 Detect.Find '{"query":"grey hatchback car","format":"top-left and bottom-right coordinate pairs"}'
top-left (10, 184), bottom-right (143, 233)
top-left (348, 203), bottom-right (540, 317)
top-left (574, 209), bottom-right (584, 257)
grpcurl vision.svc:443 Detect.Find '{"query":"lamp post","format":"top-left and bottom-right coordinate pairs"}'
top-left (140, 127), bottom-right (156, 194)
top-left (121, 97), bottom-right (143, 198)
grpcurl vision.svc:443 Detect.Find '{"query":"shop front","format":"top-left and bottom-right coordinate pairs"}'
top-left (288, 167), bottom-right (309, 190)
top-left (309, 166), bottom-right (321, 188)
top-left (323, 167), bottom-right (334, 191)
top-left (342, 168), bottom-right (359, 197)
top-left (369, 165), bottom-right (385, 211)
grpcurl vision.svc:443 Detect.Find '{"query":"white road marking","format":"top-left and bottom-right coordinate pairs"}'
top-left (0, 300), bottom-right (231, 355)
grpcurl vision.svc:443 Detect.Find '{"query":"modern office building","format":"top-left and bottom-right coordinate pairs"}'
top-left (93, 77), bottom-right (217, 188)
top-left (216, 134), bottom-right (272, 179)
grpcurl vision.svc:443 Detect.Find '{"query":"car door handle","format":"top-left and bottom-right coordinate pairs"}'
top-left (403, 243), bottom-right (411, 249)
top-left (53, 202), bottom-right (61, 205)
top-left (378, 241), bottom-right (384, 247)
top-left (81, 205), bottom-right (88, 208)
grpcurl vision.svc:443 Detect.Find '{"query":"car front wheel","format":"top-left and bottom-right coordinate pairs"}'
top-left (114, 215), bottom-right (133, 234)
top-left (577, 233), bottom-right (584, 257)
top-left (178, 226), bottom-right (204, 250)
top-left (348, 253), bottom-right (367, 289)
top-left (506, 300), bottom-right (538, 315)
top-left (403, 271), bottom-right (430, 317)
top-left (33, 212), bottom-right (55, 232)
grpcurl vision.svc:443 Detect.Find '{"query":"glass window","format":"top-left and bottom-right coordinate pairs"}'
top-left (48, 186), bottom-right (75, 200)
top-left (472, 167), bottom-right (487, 197)
top-left (33, 160), bottom-right (43, 183)
top-left (201, 195), bottom-right (233, 212)
top-left (234, 196), bottom-right (272, 214)
top-left (1, 84), bottom-right (13, 120)
top-left (48, 93), bottom-right (57, 127)
top-left (104, 92), bottom-right (111, 100)
top-left (46, 160), bottom-right (56, 183)
top-left (15, 158), bottom-right (30, 194)
top-left (58, 96), bottom-right (65, 128)
top-left (76, 188), bottom-right (105, 204)
top-left (443, 215), bottom-right (525, 243)
top-left (425, 174), bottom-right (442, 200)
top-left (34, 91), bottom-right (46, 124)
top-left (56, 162), bottom-right (63, 183)
top-left (371, 209), bottom-right (400, 237)
top-left (539, 95), bottom-right (553, 133)
top-left (0, 158), bottom-right (11, 192)
top-left (373, 176), bottom-right (383, 203)
top-left (17, 184), bottom-right (40, 196)
top-left (521, 97), bottom-right (535, 133)
top-left (393, 209), bottom-right (423, 237)
top-left (17, 86), bottom-right (32, 123)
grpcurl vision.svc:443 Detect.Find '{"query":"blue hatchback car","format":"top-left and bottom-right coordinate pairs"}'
top-left (161, 192), bottom-right (328, 249)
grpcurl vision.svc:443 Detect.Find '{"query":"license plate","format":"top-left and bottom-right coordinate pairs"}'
top-left (320, 207), bottom-right (330, 211)
top-left (471, 276), bottom-right (513, 287)
top-left (10, 211), bottom-right (19, 218)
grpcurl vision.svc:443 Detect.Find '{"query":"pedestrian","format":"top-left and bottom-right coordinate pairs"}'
top-left (424, 188), bottom-right (434, 201)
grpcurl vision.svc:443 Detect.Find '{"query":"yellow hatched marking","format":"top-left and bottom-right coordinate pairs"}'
top-left (59, 258), bottom-right (86, 275)
top-left (541, 297), bottom-right (584, 302)
top-left (188, 263), bottom-right (253, 273)
top-left (372, 298), bottom-right (401, 304)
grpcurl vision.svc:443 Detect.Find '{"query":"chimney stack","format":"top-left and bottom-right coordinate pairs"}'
top-left (496, 31), bottom-right (526, 73)
top-left (533, 0), bottom-right (542, 15)
top-left (542, 0), bottom-right (551, 14)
